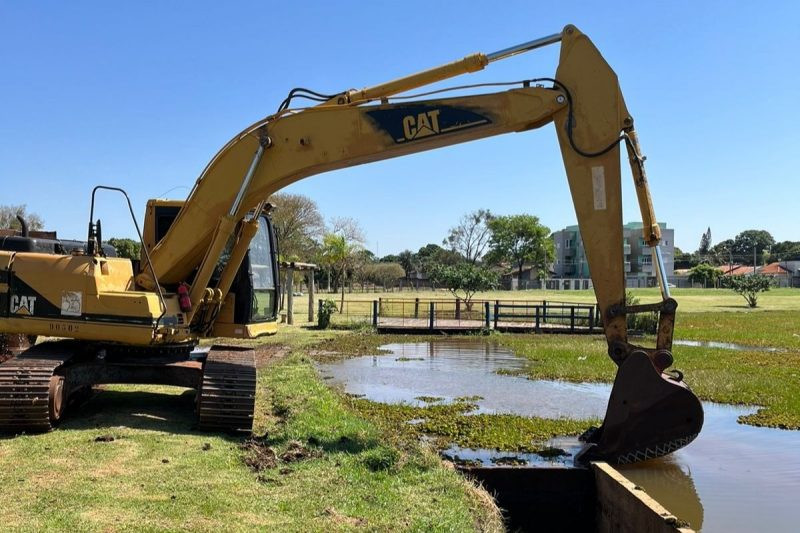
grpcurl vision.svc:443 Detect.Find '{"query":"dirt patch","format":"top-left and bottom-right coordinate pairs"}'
top-left (241, 439), bottom-right (278, 471)
top-left (279, 440), bottom-right (318, 463)
top-left (94, 435), bottom-right (115, 442)
top-left (241, 437), bottom-right (320, 474)
top-left (254, 346), bottom-right (289, 369)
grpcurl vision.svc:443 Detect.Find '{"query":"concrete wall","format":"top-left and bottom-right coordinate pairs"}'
top-left (593, 462), bottom-right (694, 533)
top-left (457, 462), bottom-right (694, 532)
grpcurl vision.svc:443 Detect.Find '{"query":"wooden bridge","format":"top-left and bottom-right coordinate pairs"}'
top-left (326, 298), bottom-right (601, 334)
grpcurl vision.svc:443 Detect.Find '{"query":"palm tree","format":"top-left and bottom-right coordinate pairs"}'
top-left (320, 233), bottom-right (362, 309)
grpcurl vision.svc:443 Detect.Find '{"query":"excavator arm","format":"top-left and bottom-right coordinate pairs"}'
top-left (2, 24), bottom-right (703, 461)
top-left (135, 24), bottom-right (703, 463)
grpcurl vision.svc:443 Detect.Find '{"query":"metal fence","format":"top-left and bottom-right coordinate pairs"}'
top-left (322, 297), bottom-right (600, 334)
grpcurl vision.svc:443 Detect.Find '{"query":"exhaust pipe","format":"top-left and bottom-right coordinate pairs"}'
top-left (16, 215), bottom-right (29, 237)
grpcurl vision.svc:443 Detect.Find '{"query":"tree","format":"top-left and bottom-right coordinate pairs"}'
top-left (726, 274), bottom-right (772, 308)
top-left (427, 263), bottom-right (497, 309)
top-left (416, 243), bottom-right (462, 269)
top-left (363, 262), bottom-right (405, 289)
top-left (768, 241), bottom-right (800, 263)
top-left (709, 239), bottom-right (734, 265)
top-left (688, 263), bottom-right (720, 287)
top-left (731, 230), bottom-right (775, 266)
top-left (674, 247), bottom-right (699, 269)
top-left (697, 227), bottom-right (712, 255)
top-left (443, 209), bottom-right (493, 264)
top-left (0, 204), bottom-right (44, 231)
top-left (267, 193), bottom-right (324, 260)
top-left (395, 250), bottom-right (416, 282)
top-left (485, 215), bottom-right (554, 286)
top-left (319, 218), bottom-right (365, 308)
top-left (107, 238), bottom-right (141, 260)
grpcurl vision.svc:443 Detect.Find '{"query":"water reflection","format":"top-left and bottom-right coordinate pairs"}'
top-left (318, 341), bottom-right (800, 532)
top-left (318, 341), bottom-right (608, 419)
top-left (673, 339), bottom-right (781, 352)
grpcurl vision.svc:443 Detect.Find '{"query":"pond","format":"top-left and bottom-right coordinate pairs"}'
top-left (317, 340), bottom-right (800, 532)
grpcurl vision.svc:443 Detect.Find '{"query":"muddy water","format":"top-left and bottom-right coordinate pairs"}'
top-left (318, 340), bottom-right (800, 532)
top-left (318, 341), bottom-right (608, 419)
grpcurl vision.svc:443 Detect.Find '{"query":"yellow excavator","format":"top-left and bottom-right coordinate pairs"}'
top-left (0, 25), bottom-right (702, 464)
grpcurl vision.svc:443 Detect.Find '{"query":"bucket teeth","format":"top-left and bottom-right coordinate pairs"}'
top-left (576, 351), bottom-right (704, 465)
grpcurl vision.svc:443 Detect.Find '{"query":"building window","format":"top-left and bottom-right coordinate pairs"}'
top-left (565, 239), bottom-right (573, 248)
top-left (639, 255), bottom-right (652, 265)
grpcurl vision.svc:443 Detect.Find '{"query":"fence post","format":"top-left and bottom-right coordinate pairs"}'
top-left (535, 305), bottom-right (540, 332)
top-left (485, 301), bottom-right (490, 329)
top-left (542, 300), bottom-right (547, 324)
top-left (414, 297), bottom-right (419, 318)
top-left (286, 269), bottom-right (294, 325)
top-left (455, 298), bottom-right (461, 320)
top-left (570, 306), bottom-right (575, 332)
top-left (378, 297), bottom-right (382, 315)
top-left (429, 302), bottom-right (435, 330)
top-left (493, 302), bottom-right (499, 330)
top-left (318, 299), bottom-right (323, 326)
top-left (588, 307), bottom-right (594, 333)
top-left (372, 300), bottom-right (378, 327)
top-left (307, 271), bottom-right (315, 323)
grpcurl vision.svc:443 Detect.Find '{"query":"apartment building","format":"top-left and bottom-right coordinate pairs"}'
top-left (552, 222), bottom-right (675, 283)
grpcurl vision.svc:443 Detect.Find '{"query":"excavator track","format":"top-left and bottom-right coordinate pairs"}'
top-left (0, 352), bottom-right (71, 433)
top-left (197, 348), bottom-right (256, 433)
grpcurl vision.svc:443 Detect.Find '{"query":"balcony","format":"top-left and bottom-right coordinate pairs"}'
top-left (623, 244), bottom-right (631, 255)
top-left (624, 261), bottom-right (631, 273)
top-left (640, 263), bottom-right (654, 273)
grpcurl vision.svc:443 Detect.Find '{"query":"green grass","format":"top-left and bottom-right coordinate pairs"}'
top-left (304, 287), bottom-right (800, 315)
top-left (675, 310), bottom-right (800, 349)
top-left (316, 324), bottom-right (800, 431)
top-left (493, 333), bottom-right (800, 430)
top-left (0, 354), bottom-right (502, 532)
top-left (350, 399), bottom-right (596, 453)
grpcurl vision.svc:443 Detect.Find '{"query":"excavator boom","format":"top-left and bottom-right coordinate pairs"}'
top-left (0, 25), bottom-right (703, 461)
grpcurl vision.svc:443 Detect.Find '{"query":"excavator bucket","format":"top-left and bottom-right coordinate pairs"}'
top-left (576, 351), bottom-right (704, 464)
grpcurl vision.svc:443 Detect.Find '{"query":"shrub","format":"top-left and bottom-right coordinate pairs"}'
top-left (625, 291), bottom-right (658, 334)
top-left (726, 274), bottom-right (773, 308)
top-left (318, 299), bottom-right (338, 329)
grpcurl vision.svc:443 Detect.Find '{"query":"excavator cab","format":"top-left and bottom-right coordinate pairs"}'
top-left (142, 200), bottom-right (279, 338)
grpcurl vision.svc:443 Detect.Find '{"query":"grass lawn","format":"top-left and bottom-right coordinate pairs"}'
top-left (0, 349), bottom-right (502, 532)
top-left (304, 287), bottom-right (800, 314)
top-left (2, 286), bottom-right (797, 530)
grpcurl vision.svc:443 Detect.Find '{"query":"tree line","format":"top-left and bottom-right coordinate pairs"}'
top-left (266, 196), bottom-right (555, 308)
top-left (677, 227), bottom-right (799, 269)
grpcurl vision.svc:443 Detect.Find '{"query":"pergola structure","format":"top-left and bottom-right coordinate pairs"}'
top-left (278, 261), bottom-right (318, 325)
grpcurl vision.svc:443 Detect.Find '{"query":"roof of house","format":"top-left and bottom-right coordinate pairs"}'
top-left (760, 262), bottom-right (792, 275)
top-left (723, 264), bottom-right (754, 276)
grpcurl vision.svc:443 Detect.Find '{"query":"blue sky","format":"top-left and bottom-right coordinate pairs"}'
top-left (1, 1), bottom-right (797, 255)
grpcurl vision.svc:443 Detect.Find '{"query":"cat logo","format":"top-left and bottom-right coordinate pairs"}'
top-left (402, 109), bottom-right (441, 141)
top-left (365, 105), bottom-right (491, 144)
top-left (10, 295), bottom-right (37, 316)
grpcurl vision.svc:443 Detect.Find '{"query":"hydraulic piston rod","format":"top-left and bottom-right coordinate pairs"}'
top-left (347, 29), bottom-right (564, 103)
top-left (487, 32), bottom-right (562, 62)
